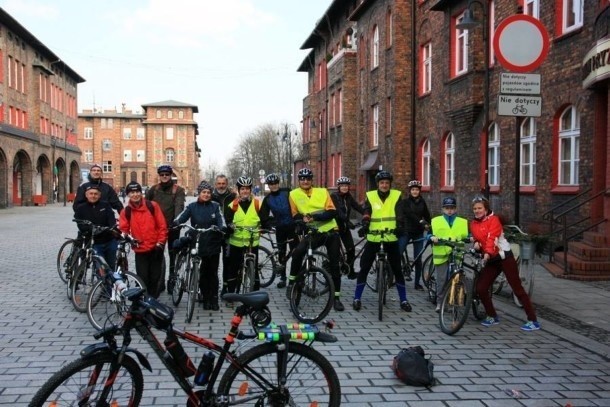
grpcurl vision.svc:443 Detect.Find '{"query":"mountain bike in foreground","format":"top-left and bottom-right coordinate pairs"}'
top-left (29, 289), bottom-right (341, 407)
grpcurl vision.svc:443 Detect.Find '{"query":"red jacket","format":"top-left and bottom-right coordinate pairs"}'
top-left (469, 213), bottom-right (503, 257)
top-left (119, 199), bottom-right (168, 253)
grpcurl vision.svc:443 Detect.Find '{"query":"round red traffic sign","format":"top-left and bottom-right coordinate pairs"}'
top-left (493, 14), bottom-right (550, 73)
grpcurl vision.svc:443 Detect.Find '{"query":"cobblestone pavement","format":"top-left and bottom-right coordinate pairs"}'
top-left (1, 203), bottom-right (610, 406)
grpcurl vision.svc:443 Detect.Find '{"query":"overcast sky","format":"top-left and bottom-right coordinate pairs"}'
top-left (1, 0), bottom-right (331, 170)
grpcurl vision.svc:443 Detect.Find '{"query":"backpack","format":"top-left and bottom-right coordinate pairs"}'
top-left (125, 199), bottom-right (155, 222)
top-left (392, 346), bottom-right (436, 388)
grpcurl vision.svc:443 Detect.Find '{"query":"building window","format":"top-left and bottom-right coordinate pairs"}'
top-left (372, 104), bottom-right (379, 147)
top-left (165, 148), bottom-right (175, 163)
top-left (102, 161), bottom-right (112, 173)
top-left (421, 42), bottom-right (432, 94)
top-left (84, 127), bottom-right (93, 139)
top-left (178, 110), bottom-right (184, 119)
top-left (168, 110), bottom-right (173, 119)
top-left (561, 0), bottom-right (583, 34)
top-left (488, 123), bottom-right (500, 187)
top-left (558, 105), bottom-right (580, 185)
top-left (107, 118), bottom-right (113, 129)
top-left (101, 118), bottom-right (107, 129)
top-left (372, 25), bottom-right (379, 69)
top-left (136, 127), bottom-right (145, 140)
top-left (156, 109), bottom-right (162, 119)
top-left (330, 93), bottom-right (335, 127)
top-left (166, 127), bottom-right (174, 140)
top-left (123, 128), bottom-right (132, 140)
top-left (386, 9), bottom-right (393, 48)
top-left (84, 150), bottom-right (93, 162)
top-left (520, 118), bottom-right (537, 186)
top-left (443, 133), bottom-right (455, 187)
top-left (524, 0), bottom-right (539, 19)
top-left (123, 150), bottom-right (132, 162)
top-left (337, 88), bottom-right (343, 124)
top-left (102, 139), bottom-right (112, 151)
top-left (136, 150), bottom-right (145, 162)
top-left (454, 12), bottom-right (469, 76)
top-left (421, 138), bottom-right (431, 187)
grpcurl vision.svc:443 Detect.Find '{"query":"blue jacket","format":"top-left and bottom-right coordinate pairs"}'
top-left (259, 189), bottom-right (294, 228)
top-left (175, 199), bottom-right (226, 256)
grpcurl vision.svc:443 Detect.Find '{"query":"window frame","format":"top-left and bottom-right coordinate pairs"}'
top-left (421, 138), bottom-right (431, 189)
top-left (442, 132), bottom-right (455, 189)
top-left (520, 117), bottom-right (537, 187)
top-left (454, 12), bottom-right (469, 77)
top-left (488, 122), bottom-right (500, 187)
top-left (372, 25), bottom-right (380, 69)
top-left (557, 106), bottom-right (580, 186)
top-left (372, 104), bottom-right (379, 147)
top-left (421, 42), bottom-right (432, 94)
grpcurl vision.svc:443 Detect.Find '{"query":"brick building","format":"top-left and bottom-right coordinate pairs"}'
top-left (0, 8), bottom-right (84, 208)
top-left (77, 100), bottom-right (201, 194)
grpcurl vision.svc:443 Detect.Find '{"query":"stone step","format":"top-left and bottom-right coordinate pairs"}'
top-left (582, 231), bottom-right (607, 248)
top-left (548, 251), bottom-right (610, 281)
top-left (541, 260), bottom-right (610, 281)
top-left (568, 241), bottom-right (610, 261)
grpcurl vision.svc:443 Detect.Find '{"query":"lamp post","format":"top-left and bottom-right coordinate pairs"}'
top-left (457, 0), bottom-right (491, 199)
top-left (278, 124), bottom-right (297, 189)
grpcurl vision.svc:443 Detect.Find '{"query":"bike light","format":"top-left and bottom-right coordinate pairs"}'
top-left (238, 382), bottom-right (248, 396)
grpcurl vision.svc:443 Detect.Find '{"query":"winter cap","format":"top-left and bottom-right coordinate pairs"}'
top-left (89, 163), bottom-right (103, 172)
top-left (125, 182), bottom-right (143, 193)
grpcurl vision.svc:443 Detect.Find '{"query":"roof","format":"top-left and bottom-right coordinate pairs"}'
top-left (141, 100), bottom-right (199, 113)
top-left (297, 49), bottom-right (315, 72)
top-left (300, 0), bottom-right (353, 50)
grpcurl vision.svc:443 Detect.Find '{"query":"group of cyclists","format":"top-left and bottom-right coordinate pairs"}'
top-left (71, 162), bottom-right (540, 331)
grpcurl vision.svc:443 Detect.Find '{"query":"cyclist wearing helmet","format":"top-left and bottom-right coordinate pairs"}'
top-left (146, 164), bottom-right (186, 294)
top-left (353, 170), bottom-right (412, 312)
top-left (259, 173), bottom-right (297, 288)
top-left (173, 182), bottom-right (226, 310)
top-left (396, 179), bottom-right (431, 290)
top-left (428, 197), bottom-right (469, 311)
top-left (330, 176), bottom-right (363, 279)
top-left (223, 176), bottom-right (262, 295)
top-left (288, 168), bottom-right (346, 312)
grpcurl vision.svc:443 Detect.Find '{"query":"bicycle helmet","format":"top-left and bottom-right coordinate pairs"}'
top-left (157, 164), bottom-right (173, 174)
top-left (375, 170), bottom-right (393, 182)
top-left (336, 176), bottom-right (351, 185)
top-left (125, 181), bottom-right (143, 193)
top-left (297, 168), bottom-right (314, 179)
top-left (236, 176), bottom-right (253, 188)
top-left (442, 197), bottom-right (457, 207)
top-left (265, 173), bottom-right (280, 184)
top-left (407, 180), bottom-right (422, 189)
top-left (197, 182), bottom-right (213, 193)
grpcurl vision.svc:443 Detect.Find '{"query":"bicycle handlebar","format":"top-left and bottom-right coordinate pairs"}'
top-left (178, 224), bottom-right (224, 236)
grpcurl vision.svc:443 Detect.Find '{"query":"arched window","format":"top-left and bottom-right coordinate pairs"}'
top-left (178, 110), bottom-right (184, 119)
top-left (156, 109), bottom-right (162, 119)
top-left (421, 138), bottom-right (431, 187)
top-left (385, 9), bottom-right (393, 48)
top-left (442, 133), bottom-right (455, 188)
top-left (165, 148), bottom-right (175, 163)
top-left (488, 123), bottom-right (500, 187)
top-left (558, 106), bottom-right (580, 185)
top-left (520, 118), bottom-right (537, 186)
top-left (167, 110), bottom-right (173, 119)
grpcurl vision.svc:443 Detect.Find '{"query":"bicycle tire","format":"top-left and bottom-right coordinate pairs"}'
top-left (513, 259), bottom-right (535, 308)
top-left (29, 352), bottom-right (143, 407)
top-left (56, 239), bottom-right (75, 283)
top-left (171, 251), bottom-right (189, 306)
top-left (71, 260), bottom-right (98, 313)
top-left (439, 271), bottom-right (473, 335)
top-left (257, 246), bottom-right (276, 288)
top-left (241, 259), bottom-right (256, 294)
top-left (377, 260), bottom-right (386, 321)
top-left (217, 341), bottom-right (341, 407)
top-left (421, 254), bottom-right (437, 304)
top-left (289, 266), bottom-right (334, 324)
top-left (401, 251), bottom-right (413, 281)
top-left (186, 259), bottom-right (199, 323)
top-left (366, 262), bottom-right (379, 293)
top-left (87, 271), bottom-right (145, 331)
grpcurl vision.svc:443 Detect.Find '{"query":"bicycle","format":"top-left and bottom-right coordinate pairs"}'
top-left (502, 224), bottom-right (536, 308)
top-left (435, 239), bottom-right (486, 335)
top-left (29, 288), bottom-right (341, 406)
top-left (231, 225), bottom-right (268, 295)
top-left (171, 224), bottom-right (224, 323)
top-left (86, 233), bottom-right (146, 330)
top-left (56, 237), bottom-right (83, 284)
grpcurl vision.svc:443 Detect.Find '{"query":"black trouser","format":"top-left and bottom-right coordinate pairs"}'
top-left (276, 224), bottom-right (298, 277)
top-left (135, 249), bottom-right (164, 298)
top-left (356, 241), bottom-right (403, 286)
top-left (224, 245), bottom-right (259, 294)
top-left (199, 253), bottom-right (220, 304)
top-left (289, 232), bottom-right (342, 296)
top-left (338, 227), bottom-right (356, 269)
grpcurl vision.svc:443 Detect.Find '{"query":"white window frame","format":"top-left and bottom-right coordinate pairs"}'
top-left (166, 127), bottom-right (174, 140)
top-left (168, 110), bottom-right (173, 119)
top-left (372, 104), bottom-right (379, 147)
top-left (102, 161), bottom-right (112, 173)
top-left (84, 127), bottom-right (93, 139)
top-left (136, 127), bottom-right (145, 140)
top-left (520, 118), bottom-right (537, 186)
top-left (444, 133), bottom-right (455, 187)
top-left (136, 150), bottom-right (145, 162)
top-left (372, 25), bottom-right (379, 69)
top-left (525, 0), bottom-right (540, 19)
top-left (123, 150), bottom-right (132, 162)
top-left (422, 138), bottom-right (431, 187)
top-left (178, 110), bottom-right (184, 119)
top-left (165, 148), bottom-right (175, 163)
top-left (558, 106), bottom-right (580, 185)
top-left (488, 123), bottom-right (500, 187)
top-left (102, 139), bottom-right (112, 151)
top-left (562, 0), bottom-right (583, 34)
top-left (422, 42), bottom-right (432, 93)
top-left (84, 150), bottom-right (93, 162)
top-left (123, 128), bottom-right (132, 140)
top-left (455, 13), bottom-right (469, 76)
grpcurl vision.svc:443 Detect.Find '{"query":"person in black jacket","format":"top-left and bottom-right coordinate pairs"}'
top-left (174, 182), bottom-right (226, 311)
top-left (330, 176), bottom-right (363, 279)
top-left (74, 184), bottom-right (119, 270)
top-left (211, 174), bottom-right (237, 295)
top-left (72, 164), bottom-right (123, 214)
top-left (396, 180), bottom-right (432, 290)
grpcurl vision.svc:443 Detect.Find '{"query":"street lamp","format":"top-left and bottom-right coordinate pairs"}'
top-left (278, 124), bottom-right (297, 189)
top-left (457, 0), bottom-right (491, 199)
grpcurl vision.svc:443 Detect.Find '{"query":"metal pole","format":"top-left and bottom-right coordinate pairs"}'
top-left (482, 0), bottom-right (491, 200)
top-left (63, 131), bottom-right (67, 206)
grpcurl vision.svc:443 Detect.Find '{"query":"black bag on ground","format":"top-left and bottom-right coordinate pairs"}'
top-left (392, 346), bottom-right (436, 387)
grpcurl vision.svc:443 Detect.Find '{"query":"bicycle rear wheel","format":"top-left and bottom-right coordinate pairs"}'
top-left (171, 251), bottom-right (189, 306)
top-left (56, 239), bottom-right (75, 283)
top-left (29, 352), bottom-right (143, 407)
top-left (289, 266), bottom-right (334, 324)
top-left (421, 254), bottom-right (436, 304)
top-left (217, 342), bottom-right (341, 407)
top-left (87, 272), bottom-right (145, 331)
top-left (257, 246), bottom-right (276, 288)
top-left (71, 260), bottom-right (98, 313)
top-left (366, 264), bottom-right (378, 292)
top-left (185, 261), bottom-right (199, 323)
top-left (439, 271), bottom-right (473, 335)
top-left (377, 260), bottom-right (387, 321)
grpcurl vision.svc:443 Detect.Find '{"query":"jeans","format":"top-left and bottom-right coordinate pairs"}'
top-left (93, 239), bottom-right (118, 272)
top-left (398, 232), bottom-right (425, 285)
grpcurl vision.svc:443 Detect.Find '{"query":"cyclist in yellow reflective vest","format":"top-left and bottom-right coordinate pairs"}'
top-left (428, 196), bottom-right (469, 311)
top-left (288, 168), bottom-right (345, 312)
top-left (352, 170), bottom-right (412, 313)
top-left (224, 176), bottom-right (261, 295)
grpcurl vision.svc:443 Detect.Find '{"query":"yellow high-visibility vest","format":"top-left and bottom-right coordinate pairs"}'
top-left (366, 189), bottom-right (401, 242)
top-left (290, 188), bottom-right (338, 233)
top-left (229, 200), bottom-right (260, 247)
top-left (430, 216), bottom-right (468, 265)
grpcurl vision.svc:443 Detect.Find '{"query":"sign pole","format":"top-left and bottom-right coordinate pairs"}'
top-left (514, 116), bottom-right (523, 225)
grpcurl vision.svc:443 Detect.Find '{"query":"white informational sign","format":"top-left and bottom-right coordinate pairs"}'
top-left (497, 94), bottom-right (542, 117)
top-left (500, 73), bottom-right (541, 95)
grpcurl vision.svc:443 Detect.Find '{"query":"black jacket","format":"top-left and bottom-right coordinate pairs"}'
top-left (73, 179), bottom-right (123, 214)
top-left (175, 200), bottom-right (226, 256)
top-left (74, 200), bottom-right (117, 243)
top-left (330, 191), bottom-right (363, 231)
top-left (396, 195), bottom-right (431, 235)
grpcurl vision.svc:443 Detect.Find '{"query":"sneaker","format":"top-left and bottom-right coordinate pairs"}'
top-left (347, 270), bottom-right (357, 280)
top-left (352, 299), bottom-right (362, 311)
top-left (334, 298), bottom-right (345, 312)
top-left (405, 273), bottom-right (413, 282)
top-left (520, 321), bottom-right (541, 331)
top-left (277, 278), bottom-right (286, 289)
top-left (414, 284), bottom-right (424, 291)
top-left (481, 316), bottom-right (500, 327)
top-left (400, 301), bottom-right (412, 312)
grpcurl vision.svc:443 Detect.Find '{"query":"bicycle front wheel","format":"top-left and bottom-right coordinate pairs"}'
top-left (241, 259), bottom-right (256, 294)
top-left (421, 254), bottom-right (437, 304)
top-left (87, 272), bottom-right (146, 331)
top-left (29, 353), bottom-right (143, 407)
top-left (217, 342), bottom-right (341, 407)
top-left (257, 246), bottom-right (276, 288)
top-left (56, 239), bottom-right (75, 283)
top-left (71, 260), bottom-right (98, 313)
top-left (171, 251), bottom-right (189, 306)
top-left (377, 260), bottom-right (387, 321)
top-left (289, 266), bottom-right (334, 324)
top-left (186, 260), bottom-right (200, 323)
top-left (439, 272), bottom-right (473, 335)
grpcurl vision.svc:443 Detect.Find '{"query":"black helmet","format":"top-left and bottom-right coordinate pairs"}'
top-left (157, 164), bottom-right (173, 174)
top-left (336, 176), bottom-right (351, 185)
top-left (375, 171), bottom-right (393, 182)
top-left (197, 182), bottom-right (213, 193)
top-left (407, 180), bottom-right (422, 189)
top-left (297, 168), bottom-right (314, 179)
top-left (442, 197), bottom-right (457, 207)
top-left (125, 181), bottom-right (143, 193)
top-left (236, 176), bottom-right (253, 188)
top-left (265, 173), bottom-right (280, 184)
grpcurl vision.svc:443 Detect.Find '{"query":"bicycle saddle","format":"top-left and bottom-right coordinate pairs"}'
top-left (222, 291), bottom-right (270, 309)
